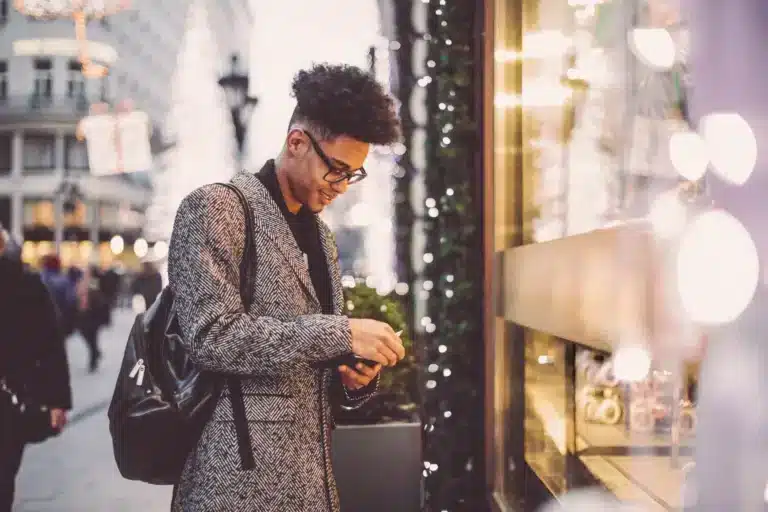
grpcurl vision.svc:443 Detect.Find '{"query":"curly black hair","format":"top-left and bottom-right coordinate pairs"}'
top-left (289, 63), bottom-right (401, 145)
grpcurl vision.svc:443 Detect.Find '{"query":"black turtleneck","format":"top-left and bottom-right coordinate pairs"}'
top-left (256, 160), bottom-right (334, 314)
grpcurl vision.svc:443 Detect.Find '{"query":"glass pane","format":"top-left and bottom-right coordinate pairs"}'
top-left (513, 0), bottom-right (691, 245)
top-left (490, 0), bottom-right (699, 508)
top-left (524, 330), bottom-right (567, 496)
top-left (23, 133), bottom-right (55, 171)
top-left (23, 198), bottom-right (54, 227)
top-left (575, 346), bottom-right (696, 509)
top-left (65, 135), bottom-right (89, 170)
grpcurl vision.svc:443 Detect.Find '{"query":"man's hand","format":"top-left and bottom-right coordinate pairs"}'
top-left (348, 319), bottom-right (405, 366)
top-left (50, 408), bottom-right (67, 430)
top-left (339, 363), bottom-right (382, 391)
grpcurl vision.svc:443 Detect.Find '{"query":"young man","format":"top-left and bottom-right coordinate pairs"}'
top-left (168, 64), bottom-right (406, 511)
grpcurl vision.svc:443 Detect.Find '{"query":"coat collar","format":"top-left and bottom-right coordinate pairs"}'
top-left (230, 169), bottom-right (343, 314)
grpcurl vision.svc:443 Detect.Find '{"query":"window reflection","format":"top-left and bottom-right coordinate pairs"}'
top-left (574, 347), bottom-right (697, 509)
top-left (491, 0), bottom-right (697, 509)
top-left (524, 330), bottom-right (567, 496)
top-left (515, 0), bottom-right (694, 243)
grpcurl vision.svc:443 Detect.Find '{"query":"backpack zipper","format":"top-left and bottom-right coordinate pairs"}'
top-left (129, 359), bottom-right (146, 386)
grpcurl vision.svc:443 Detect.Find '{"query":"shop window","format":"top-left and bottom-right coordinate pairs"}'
top-left (0, 133), bottom-right (10, 174)
top-left (503, 0), bottom-right (691, 244)
top-left (490, 0), bottom-right (695, 509)
top-left (524, 330), bottom-right (568, 496)
top-left (65, 134), bottom-right (89, 170)
top-left (23, 198), bottom-right (54, 228)
top-left (574, 345), bottom-right (696, 510)
top-left (23, 133), bottom-right (55, 172)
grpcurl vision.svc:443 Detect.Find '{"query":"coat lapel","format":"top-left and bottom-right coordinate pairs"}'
top-left (232, 172), bottom-right (320, 309)
top-left (317, 222), bottom-right (344, 315)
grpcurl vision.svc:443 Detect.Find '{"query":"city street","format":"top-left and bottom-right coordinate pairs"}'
top-left (13, 309), bottom-right (173, 512)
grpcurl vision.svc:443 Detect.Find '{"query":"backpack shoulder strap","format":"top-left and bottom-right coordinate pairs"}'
top-left (215, 182), bottom-right (256, 471)
top-left (216, 182), bottom-right (255, 307)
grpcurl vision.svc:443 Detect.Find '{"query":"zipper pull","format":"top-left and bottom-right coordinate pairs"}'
top-left (129, 359), bottom-right (144, 379)
top-left (136, 365), bottom-right (146, 387)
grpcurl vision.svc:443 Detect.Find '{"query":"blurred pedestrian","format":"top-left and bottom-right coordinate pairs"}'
top-left (0, 224), bottom-right (72, 512)
top-left (75, 266), bottom-right (109, 372)
top-left (39, 254), bottom-right (78, 339)
top-left (130, 261), bottom-right (163, 310)
top-left (99, 265), bottom-right (121, 323)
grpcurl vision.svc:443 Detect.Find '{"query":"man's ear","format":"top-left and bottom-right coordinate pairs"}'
top-left (285, 128), bottom-right (306, 157)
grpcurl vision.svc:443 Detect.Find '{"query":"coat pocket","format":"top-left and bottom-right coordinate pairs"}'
top-left (213, 392), bottom-right (296, 423)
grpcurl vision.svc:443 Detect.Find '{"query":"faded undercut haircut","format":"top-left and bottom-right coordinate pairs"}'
top-left (289, 63), bottom-right (401, 145)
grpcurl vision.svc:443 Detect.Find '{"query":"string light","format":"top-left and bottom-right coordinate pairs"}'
top-left (417, 1), bottom-right (483, 508)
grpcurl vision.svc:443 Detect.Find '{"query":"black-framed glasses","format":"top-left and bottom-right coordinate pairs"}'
top-left (303, 130), bottom-right (367, 185)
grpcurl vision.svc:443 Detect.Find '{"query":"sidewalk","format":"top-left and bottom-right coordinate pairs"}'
top-left (13, 308), bottom-right (173, 511)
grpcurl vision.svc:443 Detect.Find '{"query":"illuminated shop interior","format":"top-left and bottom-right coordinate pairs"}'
top-left (487, 0), bottom-right (759, 510)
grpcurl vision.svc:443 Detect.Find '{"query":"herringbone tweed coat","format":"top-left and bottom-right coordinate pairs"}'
top-left (167, 171), bottom-right (377, 511)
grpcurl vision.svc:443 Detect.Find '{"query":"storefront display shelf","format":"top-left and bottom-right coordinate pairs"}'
top-left (527, 381), bottom-right (692, 510)
top-left (525, 340), bottom-right (696, 511)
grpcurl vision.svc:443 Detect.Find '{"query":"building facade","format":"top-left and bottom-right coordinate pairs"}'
top-left (0, 0), bottom-right (250, 269)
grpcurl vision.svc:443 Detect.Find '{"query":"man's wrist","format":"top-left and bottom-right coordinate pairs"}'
top-left (343, 375), bottom-right (378, 400)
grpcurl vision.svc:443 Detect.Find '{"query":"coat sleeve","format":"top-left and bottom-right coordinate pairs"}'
top-left (27, 273), bottom-right (72, 410)
top-left (322, 228), bottom-right (379, 409)
top-left (168, 184), bottom-right (353, 376)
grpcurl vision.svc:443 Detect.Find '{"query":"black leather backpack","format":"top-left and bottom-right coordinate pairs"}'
top-left (107, 183), bottom-right (256, 485)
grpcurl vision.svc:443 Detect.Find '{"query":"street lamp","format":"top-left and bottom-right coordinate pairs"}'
top-left (218, 53), bottom-right (258, 157)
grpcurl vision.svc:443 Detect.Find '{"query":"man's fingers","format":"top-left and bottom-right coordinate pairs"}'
top-left (354, 362), bottom-right (379, 378)
top-left (366, 352), bottom-right (390, 366)
top-left (382, 335), bottom-right (406, 362)
top-left (377, 342), bottom-right (399, 366)
top-left (392, 339), bottom-right (406, 360)
top-left (339, 365), bottom-right (366, 388)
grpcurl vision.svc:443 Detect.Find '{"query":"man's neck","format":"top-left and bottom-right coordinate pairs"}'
top-left (274, 160), bottom-right (302, 214)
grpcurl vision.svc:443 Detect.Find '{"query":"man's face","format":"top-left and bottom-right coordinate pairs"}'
top-left (287, 129), bottom-right (369, 213)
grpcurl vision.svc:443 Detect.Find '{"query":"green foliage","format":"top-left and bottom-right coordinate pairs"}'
top-left (418, 0), bottom-right (486, 509)
top-left (335, 283), bottom-right (419, 425)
